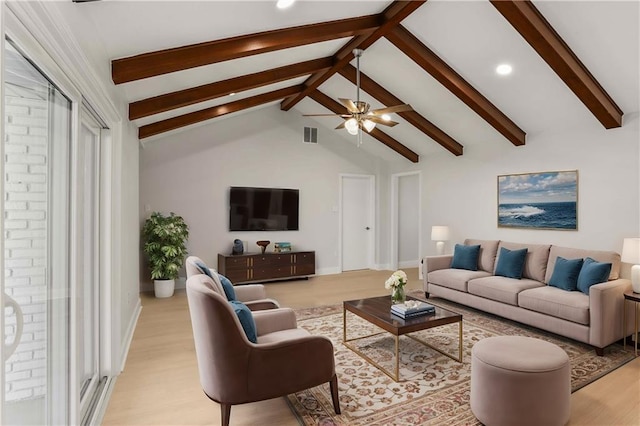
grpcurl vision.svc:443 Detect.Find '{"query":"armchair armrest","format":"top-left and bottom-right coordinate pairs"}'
top-left (252, 308), bottom-right (297, 336)
top-left (247, 335), bottom-right (335, 400)
top-left (245, 299), bottom-right (280, 311)
top-left (234, 284), bottom-right (267, 301)
top-left (588, 278), bottom-right (632, 348)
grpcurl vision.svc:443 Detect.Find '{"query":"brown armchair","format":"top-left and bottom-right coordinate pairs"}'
top-left (186, 274), bottom-right (340, 426)
top-left (186, 255), bottom-right (279, 311)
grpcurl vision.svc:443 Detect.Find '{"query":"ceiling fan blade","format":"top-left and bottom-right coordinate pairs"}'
top-left (303, 113), bottom-right (345, 117)
top-left (335, 121), bottom-right (346, 130)
top-left (338, 98), bottom-right (359, 113)
top-left (370, 104), bottom-right (413, 115)
top-left (366, 116), bottom-right (399, 127)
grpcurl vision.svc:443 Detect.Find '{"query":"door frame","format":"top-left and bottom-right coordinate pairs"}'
top-left (338, 174), bottom-right (376, 272)
top-left (390, 171), bottom-right (422, 272)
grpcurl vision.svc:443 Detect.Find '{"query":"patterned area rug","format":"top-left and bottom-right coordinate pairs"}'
top-left (287, 295), bottom-right (634, 426)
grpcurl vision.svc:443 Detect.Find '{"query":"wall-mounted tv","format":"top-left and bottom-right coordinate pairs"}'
top-left (229, 187), bottom-right (299, 231)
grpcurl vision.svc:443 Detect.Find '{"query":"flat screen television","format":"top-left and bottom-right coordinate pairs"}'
top-left (229, 187), bottom-right (299, 231)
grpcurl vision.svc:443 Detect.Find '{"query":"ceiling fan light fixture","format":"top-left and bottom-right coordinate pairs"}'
top-left (363, 119), bottom-right (376, 132)
top-left (276, 0), bottom-right (295, 9)
top-left (345, 118), bottom-right (359, 135)
top-left (496, 63), bottom-right (513, 75)
top-left (381, 114), bottom-right (391, 121)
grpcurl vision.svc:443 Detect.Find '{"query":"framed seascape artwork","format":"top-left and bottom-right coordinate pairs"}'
top-left (497, 170), bottom-right (578, 230)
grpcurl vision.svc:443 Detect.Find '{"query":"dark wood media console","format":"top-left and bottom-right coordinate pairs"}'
top-left (217, 251), bottom-right (315, 284)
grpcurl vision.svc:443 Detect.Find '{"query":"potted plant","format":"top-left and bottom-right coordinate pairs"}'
top-left (142, 212), bottom-right (189, 298)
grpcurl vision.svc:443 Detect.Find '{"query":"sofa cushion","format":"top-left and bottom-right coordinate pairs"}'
top-left (464, 239), bottom-right (500, 273)
top-left (495, 242), bottom-right (551, 282)
top-left (548, 256), bottom-right (583, 291)
top-left (545, 246), bottom-right (620, 283)
top-left (451, 244), bottom-right (481, 271)
top-left (428, 269), bottom-right (491, 293)
top-left (577, 257), bottom-right (612, 295)
top-left (518, 287), bottom-right (590, 325)
top-left (468, 276), bottom-right (544, 306)
top-left (495, 247), bottom-right (528, 279)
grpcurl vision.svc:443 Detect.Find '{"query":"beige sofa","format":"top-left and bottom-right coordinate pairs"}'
top-left (424, 239), bottom-right (633, 355)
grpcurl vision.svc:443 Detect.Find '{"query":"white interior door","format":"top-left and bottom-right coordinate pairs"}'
top-left (390, 171), bottom-right (421, 272)
top-left (340, 175), bottom-right (374, 271)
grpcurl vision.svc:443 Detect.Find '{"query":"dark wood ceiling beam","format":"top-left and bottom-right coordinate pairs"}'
top-left (129, 57), bottom-right (333, 120)
top-left (138, 85), bottom-right (302, 139)
top-left (338, 64), bottom-right (463, 156)
top-left (112, 15), bottom-right (381, 84)
top-left (308, 90), bottom-right (419, 163)
top-left (280, 1), bottom-right (427, 111)
top-left (387, 25), bottom-right (526, 146)
top-left (490, 0), bottom-right (622, 128)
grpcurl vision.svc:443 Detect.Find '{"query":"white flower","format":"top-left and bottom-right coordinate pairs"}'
top-left (385, 270), bottom-right (407, 289)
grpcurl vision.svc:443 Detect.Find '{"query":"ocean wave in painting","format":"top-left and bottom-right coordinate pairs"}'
top-left (498, 205), bottom-right (546, 218)
top-left (498, 202), bottom-right (576, 229)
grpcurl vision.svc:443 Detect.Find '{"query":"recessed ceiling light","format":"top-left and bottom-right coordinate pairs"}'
top-left (381, 114), bottom-right (391, 121)
top-left (496, 64), bottom-right (513, 75)
top-left (276, 0), bottom-right (295, 9)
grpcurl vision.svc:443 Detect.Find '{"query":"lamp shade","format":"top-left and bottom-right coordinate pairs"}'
top-left (431, 226), bottom-right (450, 241)
top-left (622, 238), bottom-right (640, 264)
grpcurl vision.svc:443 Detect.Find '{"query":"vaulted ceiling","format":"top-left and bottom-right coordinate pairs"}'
top-left (64, 0), bottom-right (639, 163)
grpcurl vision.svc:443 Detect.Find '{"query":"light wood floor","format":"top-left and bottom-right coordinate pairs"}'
top-left (103, 269), bottom-right (640, 425)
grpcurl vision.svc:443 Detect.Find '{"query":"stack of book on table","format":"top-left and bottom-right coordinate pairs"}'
top-left (391, 300), bottom-right (435, 319)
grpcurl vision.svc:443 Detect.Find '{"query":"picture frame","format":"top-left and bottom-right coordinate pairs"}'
top-left (497, 170), bottom-right (578, 230)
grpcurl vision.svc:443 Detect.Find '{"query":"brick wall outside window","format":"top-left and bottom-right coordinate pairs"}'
top-left (4, 94), bottom-right (48, 402)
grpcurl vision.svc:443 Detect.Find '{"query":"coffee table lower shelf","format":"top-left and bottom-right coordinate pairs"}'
top-left (342, 298), bottom-right (463, 382)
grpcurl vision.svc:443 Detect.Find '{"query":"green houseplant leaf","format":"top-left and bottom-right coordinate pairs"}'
top-left (141, 212), bottom-right (189, 280)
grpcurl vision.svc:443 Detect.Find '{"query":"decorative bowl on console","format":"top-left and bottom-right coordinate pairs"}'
top-left (256, 240), bottom-right (271, 254)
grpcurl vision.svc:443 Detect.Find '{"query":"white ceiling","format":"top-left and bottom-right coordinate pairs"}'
top-left (59, 0), bottom-right (640, 161)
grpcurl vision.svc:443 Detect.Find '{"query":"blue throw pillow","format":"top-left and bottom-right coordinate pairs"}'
top-left (548, 257), bottom-right (583, 291)
top-left (451, 244), bottom-right (481, 271)
top-left (577, 257), bottom-right (612, 294)
top-left (194, 260), bottom-right (214, 279)
top-left (229, 300), bottom-right (257, 343)
top-left (495, 247), bottom-right (528, 279)
top-left (218, 274), bottom-right (237, 301)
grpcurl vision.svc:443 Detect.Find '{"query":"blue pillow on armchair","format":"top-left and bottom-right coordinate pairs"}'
top-left (218, 274), bottom-right (237, 301)
top-left (229, 300), bottom-right (257, 343)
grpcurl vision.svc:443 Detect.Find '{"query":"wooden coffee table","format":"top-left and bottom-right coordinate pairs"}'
top-left (343, 295), bottom-right (463, 382)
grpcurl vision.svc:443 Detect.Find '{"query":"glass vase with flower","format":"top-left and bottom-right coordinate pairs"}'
top-left (385, 270), bottom-right (408, 304)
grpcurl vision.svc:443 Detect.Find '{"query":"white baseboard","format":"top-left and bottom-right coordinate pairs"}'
top-left (119, 298), bottom-right (142, 373)
top-left (375, 263), bottom-right (391, 271)
top-left (316, 266), bottom-right (341, 276)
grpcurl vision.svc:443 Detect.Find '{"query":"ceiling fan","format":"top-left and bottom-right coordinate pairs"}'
top-left (304, 48), bottom-right (413, 145)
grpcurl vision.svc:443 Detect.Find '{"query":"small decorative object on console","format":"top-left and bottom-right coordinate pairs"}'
top-left (391, 300), bottom-right (435, 319)
top-left (385, 270), bottom-right (407, 304)
top-left (274, 242), bottom-right (292, 253)
top-left (256, 240), bottom-right (271, 254)
top-left (232, 239), bottom-right (244, 255)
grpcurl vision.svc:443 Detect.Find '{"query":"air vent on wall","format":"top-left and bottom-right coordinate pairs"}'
top-left (303, 127), bottom-right (318, 144)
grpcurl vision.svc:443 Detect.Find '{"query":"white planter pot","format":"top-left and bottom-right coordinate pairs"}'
top-left (154, 279), bottom-right (175, 298)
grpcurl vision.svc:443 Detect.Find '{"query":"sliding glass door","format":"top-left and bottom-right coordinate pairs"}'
top-left (2, 39), bottom-right (72, 425)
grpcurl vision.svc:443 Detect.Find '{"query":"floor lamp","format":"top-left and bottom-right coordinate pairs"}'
top-left (431, 226), bottom-right (450, 256)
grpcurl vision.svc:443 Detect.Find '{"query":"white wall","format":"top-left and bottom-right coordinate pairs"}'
top-left (139, 106), bottom-right (388, 291)
top-left (390, 113), bottom-right (640, 256)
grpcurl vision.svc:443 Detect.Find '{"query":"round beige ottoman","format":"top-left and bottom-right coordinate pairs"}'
top-left (470, 336), bottom-right (571, 426)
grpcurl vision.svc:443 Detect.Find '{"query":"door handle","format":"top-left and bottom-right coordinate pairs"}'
top-left (4, 293), bottom-right (24, 361)
top-left (365, 227), bottom-right (370, 230)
